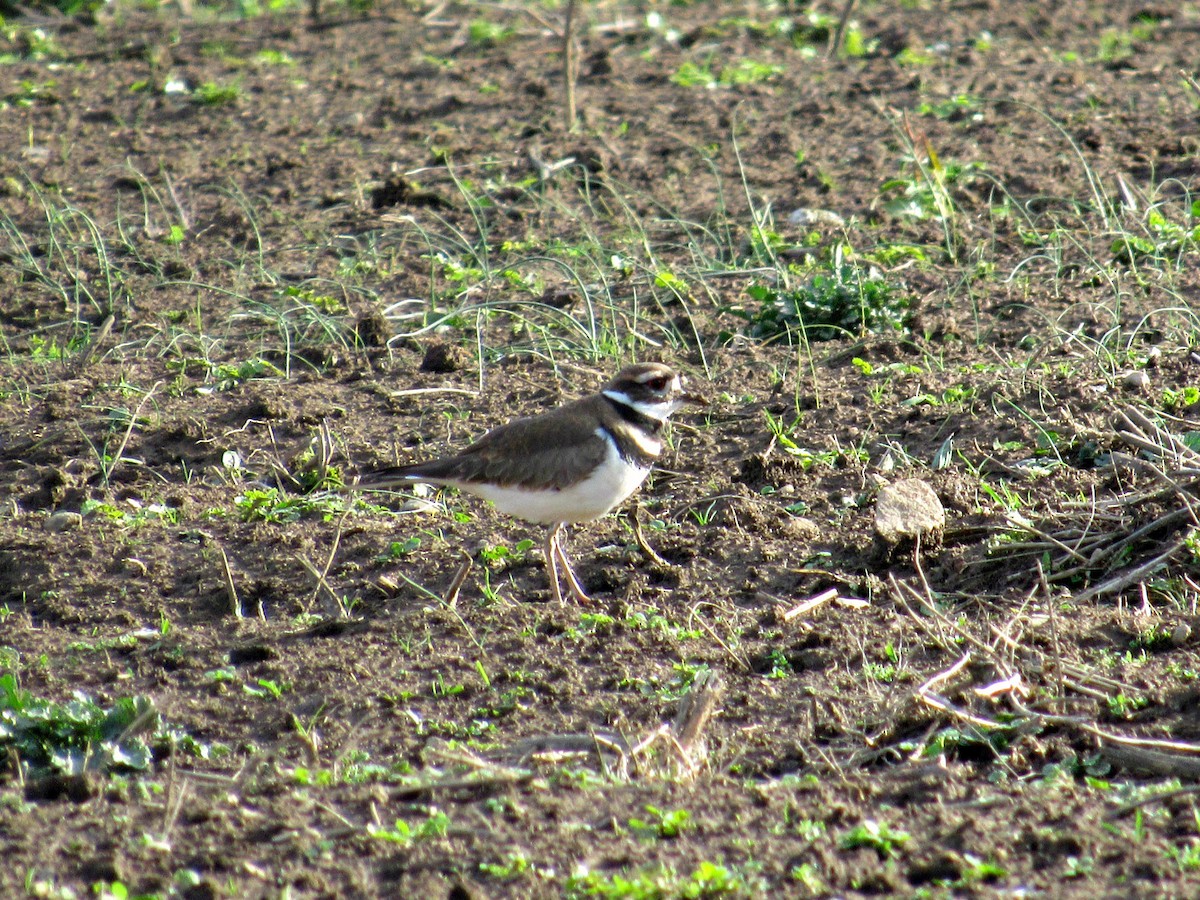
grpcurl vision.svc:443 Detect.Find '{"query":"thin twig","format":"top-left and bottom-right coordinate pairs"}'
top-left (1074, 536), bottom-right (1188, 603)
top-left (562, 0), bottom-right (579, 131)
top-left (442, 550), bottom-right (474, 607)
top-left (216, 541), bottom-right (241, 619)
top-left (828, 0), bottom-right (857, 58)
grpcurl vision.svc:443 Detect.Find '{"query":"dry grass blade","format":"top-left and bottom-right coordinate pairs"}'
top-left (1116, 407), bottom-right (1200, 471)
top-left (502, 669), bottom-right (721, 780)
top-left (891, 571), bottom-right (1200, 779)
top-left (672, 667), bottom-right (722, 757)
top-left (215, 540), bottom-right (242, 619)
top-left (990, 406), bottom-right (1200, 598)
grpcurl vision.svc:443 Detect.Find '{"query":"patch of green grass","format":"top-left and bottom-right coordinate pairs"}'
top-left (881, 157), bottom-right (985, 223)
top-left (480, 539), bottom-right (536, 565)
top-left (567, 860), bottom-right (763, 898)
top-left (720, 59), bottom-right (784, 85)
top-left (921, 721), bottom-right (1021, 761)
top-left (291, 749), bottom-right (414, 788)
top-left (81, 498), bottom-right (181, 527)
top-left (379, 537), bottom-right (422, 560)
top-left (895, 46), bottom-right (938, 66)
top-left (1, 78), bottom-right (57, 109)
top-left (234, 487), bottom-right (351, 524)
top-left (468, 19), bottom-right (515, 47)
top-left (762, 411), bottom-right (868, 468)
top-left (916, 93), bottom-right (984, 121)
top-left (782, 9), bottom-right (873, 57)
top-left (671, 58), bottom-right (783, 89)
top-left (762, 648), bottom-right (793, 679)
top-left (244, 678), bottom-right (288, 700)
top-left (0, 22), bottom-right (67, 62)
top-left (1163, 386), bottom-right (1200, 411)
top-left (839, 819), bottom-right (910, 859)
top-left (480, 851), bottom-right (552, 882)
top-left (254, 48), bottom-right (295, 66)
top-left (628, 805), bottom-right (691, 840)
top-left (0, 674), bottom-right (209, 776)
top-left (1105, 692), bottom-right (1149, 719)
top-left (790, 862), bottom-right (825, 893)
top-left (369, 811), bottom-right (450, 846)
top-left (624, 608), bottom-right (703, 642)
top-left (1111, 202), bottom-right (1200, 265)
top-left (167, 356), bottom-right (283, 393)
top-left (194, 80), bottom-right (241, 106)
top-left (732, 261), bottom-right (909, 343)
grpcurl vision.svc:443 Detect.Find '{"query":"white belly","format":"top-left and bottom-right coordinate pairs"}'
top-left (464, 436), bottom-right (650, 524)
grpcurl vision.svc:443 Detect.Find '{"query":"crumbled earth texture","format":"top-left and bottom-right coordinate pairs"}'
top-left (3, 1), bottom-right (1200, 897)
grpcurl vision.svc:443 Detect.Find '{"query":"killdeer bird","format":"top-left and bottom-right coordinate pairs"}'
top-left (357, 363), bottom-right (705, 604)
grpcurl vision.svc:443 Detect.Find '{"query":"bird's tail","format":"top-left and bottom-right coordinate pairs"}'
top-left (352, 461), bottom-right (456, 490)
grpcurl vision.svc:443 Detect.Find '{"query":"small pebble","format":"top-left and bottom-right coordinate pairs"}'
top-left (44, 511), bottom-right (82, 533)
top-left (787, 207), bottom-right (846, 227)
top-left (1122, 370), bottom-right (1149, 390)
top-left (1171, 623), bottom-right (1192, 647)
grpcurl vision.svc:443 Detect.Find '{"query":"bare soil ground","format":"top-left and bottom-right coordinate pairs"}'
top-left (3, 1), bottom-right (1200, 897)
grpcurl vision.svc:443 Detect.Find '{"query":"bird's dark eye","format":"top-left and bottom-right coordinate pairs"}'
top-left (647, 376), bottom-right (669, 391)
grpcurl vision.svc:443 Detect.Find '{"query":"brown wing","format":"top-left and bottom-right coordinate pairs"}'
top-left (365, 397), bottom-right (610, 491)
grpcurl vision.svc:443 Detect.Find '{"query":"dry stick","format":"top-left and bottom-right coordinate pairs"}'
top-left (1119, 406), bottom-right (1200, 466)
top-left (306, 502), bottom-right (354, 616)
top-left (441, 550), bottom-right (474, 608)
top-left (316, 418), bottom-right (335, 491)
top-left (1107, 785), bottom-right (1200, 820)
top-left (1074, 536), bottom-right (1188, 603)
top-left (827, 0), bottom-right (858, 58)
top-left (72, 313), bottom-right (113, 374)
top-left (890, 574), bottom-right (1015, 676)
top-left (296, 555), bottom-right (348, 619)
top-left (987, 625), bottom-right (1137, 699)
top-left (562, 0), bottom-right (579, 131)
top-left (1099, 744), bottom-right (1200, 777)
top-left (216, 541), bottom-right (242, 618)
top-left (160, 776), bottom-right (190, 844)
top-left (687, 604), bottom-right (751, 673)
top-left (672, 668), bottom-right (723, 755)
top-left (1039, 561), bottom-right (1066, 709)
top-left (391, 766), bottom-right (535, 797)
top-left (388, 387), bottom-right (479, 399)
top-left (779, 587), bottom-right (839, 621)
top-left (1015, 704), bottom-right (1200, 757)
top-left (1049, 508), bottom-right (1193, 585)
top-left (102, 380), bottom-right (161, 486)
top-left (1005, 512), bottom-right (1091, 564)
top-left (915, 652), bottom-right (973, 699)
top-left (392, 569), bottom-right (484, 651)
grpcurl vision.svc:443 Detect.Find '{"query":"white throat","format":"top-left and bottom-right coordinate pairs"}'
top-left (603, 389), bottom-right (682, 423)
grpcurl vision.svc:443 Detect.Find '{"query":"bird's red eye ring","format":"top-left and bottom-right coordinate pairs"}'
top-left (647, 376), bottom-right (669, 391)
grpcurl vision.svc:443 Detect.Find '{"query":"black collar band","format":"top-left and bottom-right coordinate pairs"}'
top-left (603, 394), bottom-right (664, 435)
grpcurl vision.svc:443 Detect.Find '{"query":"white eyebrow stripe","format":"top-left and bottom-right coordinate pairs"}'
top-left (603, 388), bottom-right (634, 406)
top-left (633, 369), bottom-right (669, 383)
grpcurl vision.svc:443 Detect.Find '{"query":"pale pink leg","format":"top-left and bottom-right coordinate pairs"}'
top-left (551, 525), bottom-right (591, 604)
top-left (544, 524), bottom-right (565, 605)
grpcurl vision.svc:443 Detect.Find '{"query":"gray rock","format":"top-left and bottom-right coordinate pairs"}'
top-left (875, 480), bottom-right (945, 551)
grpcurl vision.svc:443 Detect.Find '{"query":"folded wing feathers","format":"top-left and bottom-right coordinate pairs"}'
top-left (361, 399), bottom-right (614, 492)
